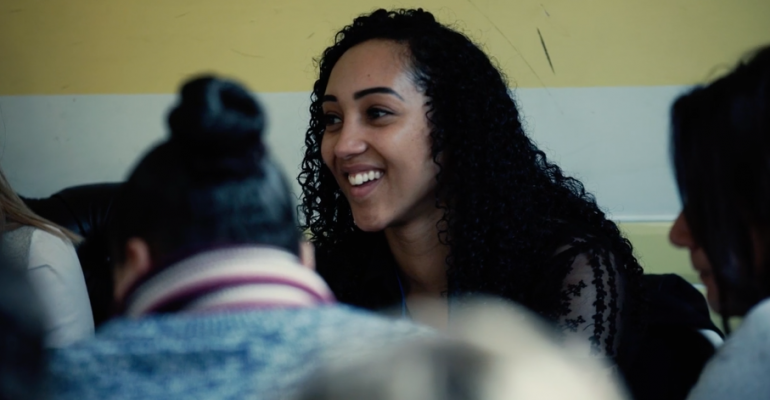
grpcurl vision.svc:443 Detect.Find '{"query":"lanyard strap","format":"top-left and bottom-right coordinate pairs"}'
top-left (394, 267), bottom-right (409, 319)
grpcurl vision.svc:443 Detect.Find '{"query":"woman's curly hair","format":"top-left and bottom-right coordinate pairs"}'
top-left (299, 9), bottom-right (643, 321)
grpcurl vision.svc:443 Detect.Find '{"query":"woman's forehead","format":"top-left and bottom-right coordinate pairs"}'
top-left (326, 40), bottom-right (414, 94)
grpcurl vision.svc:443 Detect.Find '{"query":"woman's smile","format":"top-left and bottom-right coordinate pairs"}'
top-left (344, 168), bottom-right (385, 200)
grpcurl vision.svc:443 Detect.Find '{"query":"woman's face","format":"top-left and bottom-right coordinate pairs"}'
top-left (669, 212), bottom-right (720, 311)
top-left (321, 39), bottom-right (439, 232)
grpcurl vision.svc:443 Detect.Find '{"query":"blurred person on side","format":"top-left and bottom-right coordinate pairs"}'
top-left (47, 76), bottom-right (429, 400)
top-left (668, 45), bottom-right (770, 400)
top-left (298, 297), bottom-right (628, 400)
top-left (0, 165), bottom-right (93, 347)
top-left (0, 240), bottom-right (49, 400)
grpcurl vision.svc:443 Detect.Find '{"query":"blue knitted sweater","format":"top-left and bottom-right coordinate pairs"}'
top-left (49, 306), bottom-right (430, 400)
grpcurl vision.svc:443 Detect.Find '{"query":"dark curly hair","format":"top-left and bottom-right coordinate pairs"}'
top-left (299, 9), bottom-right (642, 325)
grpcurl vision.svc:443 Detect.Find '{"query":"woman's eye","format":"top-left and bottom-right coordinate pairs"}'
top-left (324, 113), bottom-right (341, 126)
top-left (366, 108), bottom-right (391, 119)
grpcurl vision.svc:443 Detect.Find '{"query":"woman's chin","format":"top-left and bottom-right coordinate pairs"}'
top-left (354, 222), bottom-right (387, 232)
top-left (352, 214), bottom-right (388, 232)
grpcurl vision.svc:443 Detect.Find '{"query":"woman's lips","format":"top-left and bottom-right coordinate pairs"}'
top-left (347, 173), bottom-right (382, 199)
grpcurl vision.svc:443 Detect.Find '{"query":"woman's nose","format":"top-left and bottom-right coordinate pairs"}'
top-left (669, 211), bottom-right (695, 249)
top-left (333, 123), bottom-right (367, 160)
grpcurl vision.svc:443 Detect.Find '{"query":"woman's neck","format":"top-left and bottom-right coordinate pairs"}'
top-left (384, 210), bottom-right (449, 299)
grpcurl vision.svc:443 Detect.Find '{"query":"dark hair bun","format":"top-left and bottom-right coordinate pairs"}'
top-left (167, 76), bottom-right (266, 179)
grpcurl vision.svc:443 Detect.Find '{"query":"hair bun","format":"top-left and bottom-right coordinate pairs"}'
top-left (167, 76), bottom-right (266, 179)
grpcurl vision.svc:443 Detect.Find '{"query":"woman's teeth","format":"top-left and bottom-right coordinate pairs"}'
top-left (348, 170), bottom-right (383, 186)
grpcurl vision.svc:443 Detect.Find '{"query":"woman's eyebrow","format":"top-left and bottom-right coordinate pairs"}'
top-left (322, 94), bottom-right (337, 103)
top-left (353, 87), bottom-right (404, 101)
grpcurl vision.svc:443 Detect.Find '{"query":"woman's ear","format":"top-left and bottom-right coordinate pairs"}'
top-left (299, 240), bottom-right (316, 271)
top-left (113, 238), bottom-right (152, 303)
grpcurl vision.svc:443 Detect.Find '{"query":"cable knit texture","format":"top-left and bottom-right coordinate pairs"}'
top-left (49, 306), bottom-right (430, 400)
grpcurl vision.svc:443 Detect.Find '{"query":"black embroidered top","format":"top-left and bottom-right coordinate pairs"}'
top-left (315, 223), bottom-right (636, 362)
top-left (549, 237), bottom-right (625, 358)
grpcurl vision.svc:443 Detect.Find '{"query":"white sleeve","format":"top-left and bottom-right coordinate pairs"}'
top-left (26, 228), bottom-right (94, 347)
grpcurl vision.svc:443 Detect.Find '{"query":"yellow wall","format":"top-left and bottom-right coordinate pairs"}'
top-left (620, 222), bottom-right (697, 283)
top-left (2, 0), bottom-right (766, 287)
top-left (1, 0), bottom-right (769, 95)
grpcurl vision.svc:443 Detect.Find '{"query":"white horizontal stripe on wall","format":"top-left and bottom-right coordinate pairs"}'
top-left (0, 85), bottom-right (689, 221)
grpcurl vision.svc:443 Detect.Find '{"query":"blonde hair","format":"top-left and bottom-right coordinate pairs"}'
top-left (299, 297), bottom-right (629, 400)
top-left (0, 168), bottom-right (82, 244)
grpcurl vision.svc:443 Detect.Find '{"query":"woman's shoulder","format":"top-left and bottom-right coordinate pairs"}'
top-left (23, 225), bottom-right (80, 269)
top-left (2, 223), bottom-right (36, 241)
top-left (25, 225), bottom-right (92, 347)
top-left (29, 225), bottom-right (76, 246)
top-left (0, 225), bottom-right (37, 268)
top-left (738, 297), bottom-right (770, 339)
top-left (713, 298), bottom-right (770, 363)
top-left (3, 223), bottom-right (76, 251)
top-left (686, 299), bottom-right (770, 400)
top-left (546, 221), bottom-right (617, 269)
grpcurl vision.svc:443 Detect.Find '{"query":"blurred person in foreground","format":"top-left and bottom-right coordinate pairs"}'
top-left (0, 165), bottom-right (93, 347)
top-left (0, 250), bottom-right (49, 400)
top-left (668, 45), bottom-right (770, 400)
top-left (48, 76), bottom-right (429, 400)
top-left (299, 298), bottom-right (629, 400)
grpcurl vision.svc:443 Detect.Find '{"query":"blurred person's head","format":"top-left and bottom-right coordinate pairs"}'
top-left (0, 259), bottom-right (48, 400)
top-left (109, 76), bottom-right (302, 305)
top-left (298, 298), bottom-right (628, 400)
top-left (669, 45), bottom-right (770, 320)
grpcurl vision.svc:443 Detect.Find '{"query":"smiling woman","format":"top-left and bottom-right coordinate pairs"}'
top-left (299, 8), bottom-right (644, 371)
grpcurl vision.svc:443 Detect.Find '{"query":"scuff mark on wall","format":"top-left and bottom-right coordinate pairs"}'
top-left (537, 28), bottom-right (555, 74)
top-left (541, 4), bottom-right (550, 17)
top-left (231, 49), bottom-right (264, 58)
top-left (0, 103), bottom-right (6, 161)
top-left (466, 0), bottom-right (548, 88)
